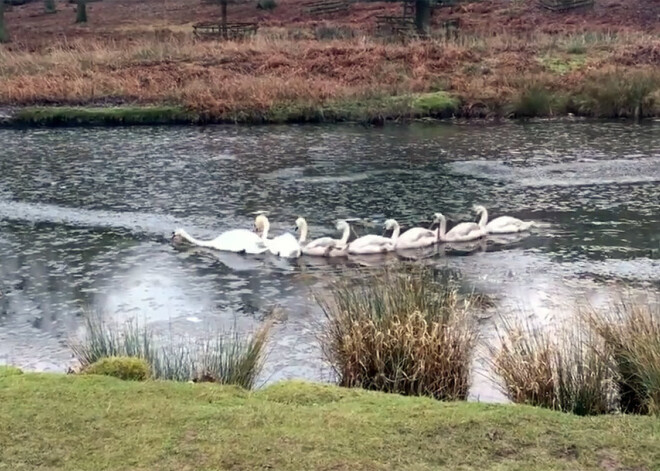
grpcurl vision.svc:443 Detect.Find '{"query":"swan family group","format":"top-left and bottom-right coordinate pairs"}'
top-left (172, 205), bottom-right (535, 259)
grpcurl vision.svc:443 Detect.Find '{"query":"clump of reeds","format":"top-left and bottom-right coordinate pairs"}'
top-left (586, 296), bottom-right (660, 415)
top-left (490, 316), bottom-right (615, 416)
top-left (69, 312), bottom-right (269, 389)
top-left (318, 266), bottom-right (479, 401)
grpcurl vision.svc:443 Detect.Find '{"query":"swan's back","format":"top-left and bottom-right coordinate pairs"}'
top-left (215, 229), bottom-right (266, 253)
top-left (268, 232), bottom-right (301, 258)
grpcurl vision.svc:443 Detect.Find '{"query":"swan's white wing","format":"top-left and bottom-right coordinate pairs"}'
top-left (446, 222), bottom-right (479, 238)
top-left (305, 236), bottom-right (336, 250)
top-left (214, 229), bottom-right (266, 253)
top-left (398, 227), bottom-right (436, 243)
top-left (270, 232), bottom-right (301, 258)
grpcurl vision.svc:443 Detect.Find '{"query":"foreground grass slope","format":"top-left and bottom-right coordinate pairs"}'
top-left (1, 373), bottom-right (659, 471)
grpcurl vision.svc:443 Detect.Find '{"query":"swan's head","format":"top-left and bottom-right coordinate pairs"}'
top-left (473, 205), bottom-right (487, 214)
top-left (171, 228), bottom-right (188, 245)
top-left (336, 220), bottom-right (350, 231)
top-left (384, 219), bottom-right (398, 230)
top-left (295, 217), bottom-right (306, 231)
top-left (432, 212), bottom-right (444, 222)
top-left (254, 214), bottom-right (269, 234)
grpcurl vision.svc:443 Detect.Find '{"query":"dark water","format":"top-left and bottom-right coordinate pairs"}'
top-left (0, 121), bottom-right (658, 397)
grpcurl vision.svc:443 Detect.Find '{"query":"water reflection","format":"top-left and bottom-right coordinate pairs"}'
top-left (0, 121), bottom-right (658, 391)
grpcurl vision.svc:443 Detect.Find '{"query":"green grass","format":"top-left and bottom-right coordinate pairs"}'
top-left (0, 376), bottom-right (659, 471)
top-left (83, 356), bottom-right (151, 381)
top-left (10, 105), bottom-right (199, 126)
top-left (0, 365), bottom-right (23, 377)
top-left (538, 55), bottom-right (587, 75)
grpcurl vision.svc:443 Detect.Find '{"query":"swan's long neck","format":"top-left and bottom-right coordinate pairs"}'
top-left (436, 216), bottom-right (446, 240)
top-left (339, 224), bottom-right (350, 245)
top-left (298, 220), bottom-right (308, 244)
top-left (390, 222), bottom-right (400, 241)
top-left (178, 229), bottom-right (213, 248)
top-left (261, 218), bottom-right (270, 241)
top-left (478, 208), bottom-right (488, 228)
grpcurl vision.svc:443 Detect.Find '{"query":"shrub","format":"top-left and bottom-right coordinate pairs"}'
top-left (83, 356), bottom-right (151, 381)
top-left (256, 0), bottom-right (276, 10)
top-left (490, 316), bottom-right (615, 415)
top-left (511, 85), bottom-right (556, 118)
top-left (318, 266), bottom-right (478, 401)
top-left (0, 365), bottom-right (23, 377)
top-left (44, 0), bottom-right (56, 14)
top-left (587, 297), bottom-right (660, 415)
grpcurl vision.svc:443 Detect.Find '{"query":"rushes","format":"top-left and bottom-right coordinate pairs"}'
top-left (587, 297), bottom-right (660, 415)
top-left (69, 312), bottom-right (269, 389)
top-left (492, 296), bottom-right (660, 416)
top-left (491, 317), bottom-right (615, 415)
top-left (318, 266), bottom-right (479, 401)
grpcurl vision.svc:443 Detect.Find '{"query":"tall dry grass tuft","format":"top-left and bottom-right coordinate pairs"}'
top-left (586, 296), bottom-right (660, 415)
top-left (318, 266), bottom-right (479, 401)
top-left (575, 67), bottom-right (660, 119)
top-left (491, 316), bottom-right (615, 416)
top-left (69, 311), bottom-right (270, 389)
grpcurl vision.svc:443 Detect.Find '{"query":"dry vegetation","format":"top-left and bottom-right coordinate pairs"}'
top-left (0, 0), bottom-right (659, 121)
top-left (318, 266), bottom-right (479, 401)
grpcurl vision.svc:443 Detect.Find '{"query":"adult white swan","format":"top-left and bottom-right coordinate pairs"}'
top-left (254, 214), bottom-right (301, 258)
top-left (474, 205), bottom-right (536, 234)
top-left (296, 218), bottom-right (351, 257)
top-left (171, 227), bottom-right (268, 254)
top-left (393, 217), bottom-right (439, 250)
top-left (433, 207), bottom-right (486, 242)
top-left (347, 219), bottom-right (398, 255)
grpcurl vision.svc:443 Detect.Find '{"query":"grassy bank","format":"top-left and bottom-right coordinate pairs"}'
top-left (0, 31), bottom-right (658, 125)
top-left (1, 372), bottom-right (659, 471)
top-left (0, 91), bottom-right (460, 127)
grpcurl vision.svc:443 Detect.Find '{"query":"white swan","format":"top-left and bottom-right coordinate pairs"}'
top-left (433, 208), bottom-right (486, 242)
top-left (296, 218), bottom-right (351, 257)
top-left (255, 214), bottom-right (301, 258)
top-left (475, 205), bottom-right (536, 234)
top-left (347, 219), bottom-right (398, 255)
top-left (171, 227), bottom-right (268, 254)
top-left (394, 218), bottom-right (439, 250)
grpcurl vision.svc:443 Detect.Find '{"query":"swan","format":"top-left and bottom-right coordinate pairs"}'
top-left (475, 205), bottom-right (536, 234)
top-left (394, 218), bottom-right (439, 250)
top-left (296, 218), bottom-right (351, 257)
top-left (433, 208), bottom-right (486, 243)
top-left (254, 214), bottom-right (301, 258)
top-left (171, 227), bottom-right (268, 254)
top-left (347, 219), bottom-right (398, 255)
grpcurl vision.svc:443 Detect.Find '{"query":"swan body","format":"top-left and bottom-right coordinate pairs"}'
top-left (255, 214), bottom-right (301, 258)
top-left (433, 208), bottom-right (486, 243)
top-left (485, 212), bottom-right (535, 234)
top-left (172, 228), bottom-right (268, 254)
top-left (347, 219), bottom-right (398, 255)
top-left (297, 218), bottom-right (351, 257)
top-left (394, 220), bottom-right (438, 250)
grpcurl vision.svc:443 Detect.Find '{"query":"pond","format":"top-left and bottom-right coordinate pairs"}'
top-left (0, 121), bottom-right (658, 400)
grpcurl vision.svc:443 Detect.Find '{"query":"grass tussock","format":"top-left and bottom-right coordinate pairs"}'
top-left (491, 316), bottom-right (615, 416)
top-left (68, 312), bottom-right (269, 389)
top-left (587, 296), bottom-right (660, 415)
top-left (318, 266), bottom-right (479, 401)
top-left (83, 356), bottom-right (151, 381)
top-left (574, 67), bottom-right (660, 118)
